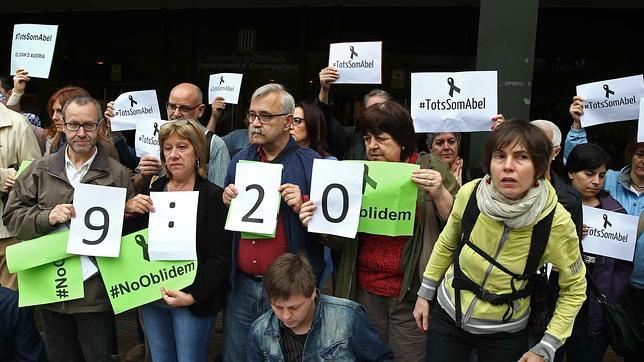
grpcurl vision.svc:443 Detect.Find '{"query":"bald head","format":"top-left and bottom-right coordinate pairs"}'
top-left (167, 83), bottom-right (205, 120)
top-left (531, 119), bottom-right (562, 161)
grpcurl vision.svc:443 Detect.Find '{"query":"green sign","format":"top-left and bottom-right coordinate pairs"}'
top-left (97, 229), bottom-right (198, 314)
top-left (6, 229), bottom-right (71, 273)
top-left (15, 160), bottom-right (33, 178)
top-left (17, 256), bottom-right (84, 307)
top-left (357, 161), bottom-right (419, 236)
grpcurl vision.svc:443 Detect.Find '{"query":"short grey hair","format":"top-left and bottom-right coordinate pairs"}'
top-left (62, 95), bottom-right (102, 122)
top-left (251, 83), bottom-right (294, 114)
top-left (363, 89), bottom-right (392, 107)
top-left (426, 132), bottom-right (462, 150)
top-left (531, 119), bottom-right (561, 147)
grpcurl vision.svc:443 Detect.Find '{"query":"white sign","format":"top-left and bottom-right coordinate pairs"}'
top-left (638, 97), bottom-right (644, 143)
top-left (576, 74), bottom-right (644, 128)
top-left (10, 24), bottom-right (58, 79)
top-left (328, 41), bottom-right (382, 84)
top-left (67, 184), bottom-right (127, 257)
top-left (80, 256), bottom-right (99, 281)
top-left (148, 191), bottom-right (199, 261)
top-left (411, 71), bottom-right (498, 133)
top-left (111, 90), bottom-right (162, 131)
top-left (208, 73), bottom-right (243, 105)
top-left (307, 159), bottom-right (363, 238)
top-left (225, 162), bottom-right (283, 235)
top-left (582, 206), bottom-right (638, 262)
top-left (135, 118), bottom-right (168, 158)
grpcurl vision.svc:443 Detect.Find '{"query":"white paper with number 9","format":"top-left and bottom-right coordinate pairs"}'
top-left (67, 183), bottom-right (127, 257)
top-left (308, 159), bottom-right (363, 238)
top-left (225, 162), bottom-right (283, 234)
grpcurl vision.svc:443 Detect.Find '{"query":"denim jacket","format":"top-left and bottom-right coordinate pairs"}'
top-left (246, 294), bottom-right (393, 361)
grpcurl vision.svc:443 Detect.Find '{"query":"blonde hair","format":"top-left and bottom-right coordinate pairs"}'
top-left (159, 119), bottom-right (207, 179)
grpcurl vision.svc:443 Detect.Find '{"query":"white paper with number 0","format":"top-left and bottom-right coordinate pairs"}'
top-left (225, 162), bottom-right (283, 235)
top-left (307, 159), bottom-right (363, 238)
top-left (67, 184), bottom-right (126, 257)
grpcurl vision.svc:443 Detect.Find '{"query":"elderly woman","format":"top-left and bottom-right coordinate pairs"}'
top-left (127, 119), bottom-right (231, 361)
top-left (555, 143), bottom-right (631, 362)
top-left (414, 120), bottom-right (586, 362)
top-left (427, 132), bottom-right (483, 186)
top-left (567, 96), bottom-right (644, 361)
top-left (300, 100), bottom-right (459, 361)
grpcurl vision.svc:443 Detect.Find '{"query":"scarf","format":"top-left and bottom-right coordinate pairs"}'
top-left (475, 175), bottom-right (550, 229)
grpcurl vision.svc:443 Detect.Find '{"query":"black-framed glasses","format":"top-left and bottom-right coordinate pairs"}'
top-left (246, 111), bottom-right (288, 124)
top-left (166, 102), bottom-right (201, 113)
top-left (64, 120), bottom-right (102, 132)
top-left (292, 117), bottom-right (305, 126)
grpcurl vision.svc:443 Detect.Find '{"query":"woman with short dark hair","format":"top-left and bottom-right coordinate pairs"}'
top-left (414, 119), bottom-right (586, 362)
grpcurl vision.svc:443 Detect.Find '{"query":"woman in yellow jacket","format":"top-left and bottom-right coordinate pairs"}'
top-left (413, 120), bottom-right (586, 362)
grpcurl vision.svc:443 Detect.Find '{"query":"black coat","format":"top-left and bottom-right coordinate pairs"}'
top-left (131, 174), bottom-right (231, 317)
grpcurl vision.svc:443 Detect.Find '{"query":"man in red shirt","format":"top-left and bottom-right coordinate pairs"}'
top-left (221, 83), bottom-right (322, 361)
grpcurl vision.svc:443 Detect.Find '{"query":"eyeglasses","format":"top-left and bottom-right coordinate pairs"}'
top-left (246, 111), bottom-right (289, 124)
top-left (292, 117), bottom-right (305, 126)
top-left (166, 102), bottom-right (201, 113)
top-left (64, 120), bottom-right (102, 132)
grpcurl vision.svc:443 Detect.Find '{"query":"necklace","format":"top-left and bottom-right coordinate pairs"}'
top-left (631, 182), bottom-right (644, 190)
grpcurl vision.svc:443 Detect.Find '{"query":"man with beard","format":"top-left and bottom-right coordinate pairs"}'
top-left (221, 83), bottom-right (322, 361)
top-left (3, 96), bottom-right (140, 362)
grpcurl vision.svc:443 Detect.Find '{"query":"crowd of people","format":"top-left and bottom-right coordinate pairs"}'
top-left (0, 65), bottom-right (642, 362)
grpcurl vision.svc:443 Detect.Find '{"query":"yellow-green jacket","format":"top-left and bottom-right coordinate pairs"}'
top-left (418, 180), bottom-right (586, 362)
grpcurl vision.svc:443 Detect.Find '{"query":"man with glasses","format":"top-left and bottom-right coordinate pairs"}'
top-left (106, 83), bottom-right (230, 190)
top-left (221, 83), bottom-right (323, 361)
top-left (3, 96), bottom-right (141, 362)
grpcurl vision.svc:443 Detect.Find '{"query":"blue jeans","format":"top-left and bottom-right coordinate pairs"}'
top-left (140, 302), bottom-right (213, 362)
top-left (223, 271), bottom-right (271, 361)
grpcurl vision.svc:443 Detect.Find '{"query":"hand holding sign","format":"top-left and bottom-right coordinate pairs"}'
top-left (11, 24), bottom-right (58, 79)
top-left (67, 184), bottom-right (127, 257)
top-left (576, 74), bottom-right (644, 127)
top-left (135, 118), bottom-right (167, 158)
top-left (208, 73), bottom-right (243, 104)
top-left (111, 90), bottom-right (162, 131)
top-left (225, 162), bottom-right (283, 235)
top-left (329, 41), bottom-right (382, 84)
top-left (411, 71), bottom-right (498, 133)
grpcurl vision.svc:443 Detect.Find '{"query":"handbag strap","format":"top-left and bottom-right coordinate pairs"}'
top-left (585, 267), bottom-right (608, 305)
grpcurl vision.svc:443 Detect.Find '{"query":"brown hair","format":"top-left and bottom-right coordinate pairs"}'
top-left (159, 119), bottom-right (207, 179)
top-left (296, 101), bottom-right (330, 157)
top-left (625, 137), bottom-right (644, 164)
top-left (264, 253), bottom-right (316, 302)
top-left (359, 100), bottom-right (416, 161)
top-left (482, 119), bottom-right (552, 179)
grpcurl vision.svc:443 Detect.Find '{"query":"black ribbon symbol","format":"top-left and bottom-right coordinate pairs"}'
top-left (135, 234), bottom-right (150, 262)
top-left (153, 122), bottom-right (159, 136)
top-left (349, 46), bottom-right (358, 60)
top-left (603, 84), bottom-right (615, 99)
top-left (128, 95), bottom-right (138, 107)
top-left (447, 77), bottom-right (461, 97)
top-left (362, 164), bottom-right (378, 195)
top-left (220, 76), bottom-right (224, 85)
top-left (603, 214), bottom-right (612, 229)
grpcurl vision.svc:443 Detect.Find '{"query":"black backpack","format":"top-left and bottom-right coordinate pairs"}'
top-left (451, 182), bottom-right (555, 326)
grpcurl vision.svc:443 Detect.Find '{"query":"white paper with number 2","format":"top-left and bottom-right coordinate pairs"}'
top-left (148, 191), bottom-right (199, 261)
top-left (225, 162), bottom-right (283, 235)
top-left (67, 184), bottom-right (126, 257)
top-left (307, 159), bottom-right (363, 238)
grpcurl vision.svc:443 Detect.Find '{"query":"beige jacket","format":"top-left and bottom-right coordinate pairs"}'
top-left (0, 103), bottom-right (42, 238)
